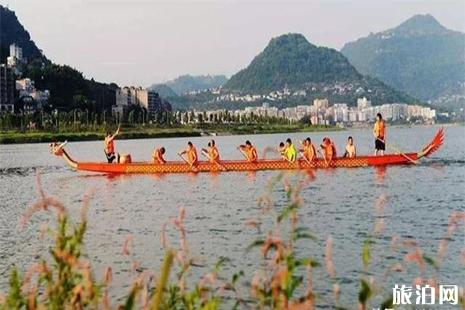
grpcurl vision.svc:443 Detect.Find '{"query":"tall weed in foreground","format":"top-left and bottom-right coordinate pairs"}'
top-left (0, 173), bottom-right (464, 309)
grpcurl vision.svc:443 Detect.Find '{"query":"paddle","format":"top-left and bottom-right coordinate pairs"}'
top-left (317, 149), bottom-right (328, 167)
top-left (376, 138), bottom-right (417, 165)
top-left (237, 147), bottom-right (249, 160)
top-left (201, 150), bottom-right (227, 171)
top-left (298, 141), bottom-right (314, 167)
top-left (280, 152), bottom-right (297, 165)
top-left (300, 153), bottom-right (313, 167)
top-left (178, 153), bottom-right (199, 172)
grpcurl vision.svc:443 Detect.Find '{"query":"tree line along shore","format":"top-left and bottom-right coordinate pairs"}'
top-left (0, 124), bottom-right (340, 144)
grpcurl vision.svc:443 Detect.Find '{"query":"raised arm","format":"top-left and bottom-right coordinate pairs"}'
top-left (110, 126), bottom-right (120, 140)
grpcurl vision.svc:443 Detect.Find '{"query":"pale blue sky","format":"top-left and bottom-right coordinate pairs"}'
top-left (1, 0), bottom-right (464, 87)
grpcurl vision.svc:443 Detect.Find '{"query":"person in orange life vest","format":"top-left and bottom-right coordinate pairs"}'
top-left (179, 141), bottom-right (198, 166)
top-left (104, 126), bottom-right (120, 163)
top-left (373, 113), bottom-right (386, 155)
top-left (152, 147), bottom-right (166, 164)
top-left (202, 139), bottom-right (221, 163)
top-left (320, 137), bottom-right (337, 161)
top-left (237, 140), bottom-right (258, 163)
top-left (299, 137), bottom-right (317, 162)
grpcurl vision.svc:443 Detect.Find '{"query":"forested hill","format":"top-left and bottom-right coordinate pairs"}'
top-left (0, 5), bottom-right (117, 112)
top-left (161, 75), bottom-right (228, 95)
top-left (341, 14), bottom-right (465, 104)
top-left (223, 33), bottom-right (413, 104)
top-left (0, 5), bottom-right (45, 62)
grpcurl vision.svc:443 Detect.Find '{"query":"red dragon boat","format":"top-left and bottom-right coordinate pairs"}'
top-left (52, 129), bottom-right (444, 174)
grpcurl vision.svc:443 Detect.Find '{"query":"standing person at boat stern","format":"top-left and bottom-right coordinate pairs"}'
top-left (104, 126), bottom-right (120, 163)
top-left (373, 113), bottom-right (386, 155)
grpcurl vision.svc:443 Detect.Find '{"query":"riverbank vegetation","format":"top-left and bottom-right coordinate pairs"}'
top-left (0, 122), bottom-right (339, 144)
top-left (1, 174), bottom-right (463, 309)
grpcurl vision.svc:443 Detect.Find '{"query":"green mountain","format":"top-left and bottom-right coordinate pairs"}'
top-left (164, 74), bottom-right (228, 95)
top-left (223, 33), bottom-right (412, 104)
top-left (341, 14), bottom-right (465, 103)
top-left (148, 84), bottom-right (178, 98)
top-left (0, 4), bottom-right (117, 112)
top-left (0, 5), bottom-right (45, 62)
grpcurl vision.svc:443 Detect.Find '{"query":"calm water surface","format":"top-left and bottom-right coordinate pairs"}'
top-left (1, 125), bottom-right (464, 307)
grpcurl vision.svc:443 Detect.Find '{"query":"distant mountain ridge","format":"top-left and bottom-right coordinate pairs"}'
top-left (148, 84), bottom-right (178, 98)
top-left (0, 6), bottom-right (46, 62)
top-left (341, 14), bottom-right (465, 103)
top-left (225, 34), bottom-right (361, 92)
top-left (223, 33), bottom-right (413, 104)
top-left (156, 74), bottom-right (228, 95)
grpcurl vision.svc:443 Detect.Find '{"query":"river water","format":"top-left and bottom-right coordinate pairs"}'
top-left (1, 125), bottom-right (464, 307)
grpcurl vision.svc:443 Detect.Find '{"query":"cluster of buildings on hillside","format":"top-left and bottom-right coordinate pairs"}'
top-left (212, 86), bottom-right (300, 102)
top-left (0, 44), bottom-right (50, 113)
top-left (194, 98), bottom-right (437, 125)
top-left (0, 43), bottom-right (170, 121)
top-left (201, 82), bottom-right (377, 104)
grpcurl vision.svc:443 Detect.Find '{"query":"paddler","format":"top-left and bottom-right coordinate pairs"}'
top-left (104, 126), bottom-right (120, 163)
top-left (283, 138), bottom-right (297, 163)
top-left (179, 141), bottom-right (198, 167)
top-left (373, 113), bottom-right (386, 156)
top-left (343, 136), bottom-right (356, 158)
top-left (299, 137), bottom-right (317, 162)
top-left (237, 140), bottom-right (258, 163)
top-left (278, 142), bottom-right (286, 158)
top-left (320, 137), bottom-right (337, 161)
top-left (152, 147), bottom-right (166, 164)
top-left (201, 139), bottom-right (221, 163)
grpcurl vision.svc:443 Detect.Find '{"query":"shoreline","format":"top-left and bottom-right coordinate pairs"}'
top-left (0, 124), bottom-right (342, 144)
top-left (2, 122), bottom-right (455, 145)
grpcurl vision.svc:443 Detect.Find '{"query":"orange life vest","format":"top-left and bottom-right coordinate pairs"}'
top-left (188, 146), bottom-right (198, 165)
top-left (375, 120), bottom-right (385, 139)
top-left (104, 137), bottom-right (115, 154)
top-left (323, 140), bottom-right (336, 160)
top-left (246, 146), bottom-right (258, 163)
top-left (153, 149), bottom-right (165, 164)
top-left (303, 144), bottom-right (317, 161)
top-left (208, 146), bottom-right (220, 162)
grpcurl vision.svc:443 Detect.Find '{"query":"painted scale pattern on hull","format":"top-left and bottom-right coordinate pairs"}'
top-left (75, 153), bottom-right (418, 174)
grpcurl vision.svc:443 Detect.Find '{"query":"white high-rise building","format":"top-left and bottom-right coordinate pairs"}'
top-left (357, 97), bottom-right (371, 110)
top-left (9, 44), bottom-right (23, 60)
top-left (313, 98), bottom-right (329, 110)
top-left (114, 86), bottom-right (167, 120)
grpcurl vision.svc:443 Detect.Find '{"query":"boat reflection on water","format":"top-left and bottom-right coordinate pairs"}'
top-left (374, 166), bottom-right (387, 184)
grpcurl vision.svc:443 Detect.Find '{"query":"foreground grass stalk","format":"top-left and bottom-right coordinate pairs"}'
top-left (151, 249), bottom-right (175, 310)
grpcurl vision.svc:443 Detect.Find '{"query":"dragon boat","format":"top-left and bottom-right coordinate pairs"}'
top-left (52, 129), bottom-right (444, 174)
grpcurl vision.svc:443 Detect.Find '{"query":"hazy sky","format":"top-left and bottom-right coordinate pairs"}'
top-left (1, 0), bottom-right (464, 87)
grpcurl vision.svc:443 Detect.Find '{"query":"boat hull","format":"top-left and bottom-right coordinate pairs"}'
top-left (54, 128), bottom-right (443, 174)
top-left (75, 153), bottom-right (419, 174)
